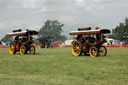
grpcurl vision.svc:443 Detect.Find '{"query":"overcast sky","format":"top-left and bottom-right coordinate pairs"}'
top-left (0, 0), bottom-right (128, 39)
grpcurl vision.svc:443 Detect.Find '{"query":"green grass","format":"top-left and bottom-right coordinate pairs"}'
top-left (0, 48), bottom-right (128, 85)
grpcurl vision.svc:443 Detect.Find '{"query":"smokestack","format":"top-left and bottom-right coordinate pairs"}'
top-left (78, 27), bottom-right (91, 31)
top-left (12, 29), bottom-right (22, 32)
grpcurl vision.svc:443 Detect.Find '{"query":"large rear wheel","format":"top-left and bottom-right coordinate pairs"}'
top-left (29, 45), bottom-right (35, 55)
top-left (72, 40), bottom-right (82, 56)
top-left (9, 41), bottom-right (16, 55)
top-left (98, 46), bottom-right (107, 56)
top-left (20, 45), bottom-right (26, 55)
top-left (89, 46), bottom-right (98, 57)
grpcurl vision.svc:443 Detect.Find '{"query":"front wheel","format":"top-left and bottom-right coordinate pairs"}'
top-left (98, 46), bottom-right (107, 56)
top-left (29, 45), bottom-right (35, 55)
top-left (89, 46), bottom-right (98, 57)
top-left (20, 45), bottom-right (26, 55)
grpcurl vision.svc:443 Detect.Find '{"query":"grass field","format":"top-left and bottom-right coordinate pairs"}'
top-left (0, 47), bottom-right (128, 85)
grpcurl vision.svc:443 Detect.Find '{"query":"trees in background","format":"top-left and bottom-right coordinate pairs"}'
top-left (2, 18), bottom-right (128, 43)
top-left (1, 19), bottom-right (67, 43)
top-left (38, 20), bottom-right (67, 41)
top-left (109, 17), bottom-right (128, 41)
top-left (1, 34), bottom-right (12, 42)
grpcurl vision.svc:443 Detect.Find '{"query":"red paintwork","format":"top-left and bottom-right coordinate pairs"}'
top-left (70, 29), bottom-right (110, 53)
top-left (8, 30), bottom-right (38, 53)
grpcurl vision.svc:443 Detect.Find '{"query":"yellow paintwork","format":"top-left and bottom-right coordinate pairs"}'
top-left (72, 41), bottom-right (81, 56)
top-left (20, 45), bottom-right (25, 55)
top-left (29, 46), bottom-right (35, 55)
top-left (9, 41), bottom-right (15, 55)
top-left (89, 46), bottom-right (98, 58)
top-left (98, 46), bottom-right (106, 56)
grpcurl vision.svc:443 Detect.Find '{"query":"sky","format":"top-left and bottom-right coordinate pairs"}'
top-left (0, 0), bottom-right (128, 39)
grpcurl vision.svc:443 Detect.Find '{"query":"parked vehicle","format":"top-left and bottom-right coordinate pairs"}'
top-left (69, 27), bottom-right (110, 57)
top-left (8, 29), bottom-right (38, 55)
top-left (38, 36), bottom-right (53, 48)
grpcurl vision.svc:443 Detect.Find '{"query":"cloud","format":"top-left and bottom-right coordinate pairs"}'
top-left (23, 0), bottom-right (37, 8)
top-left (0, 0), bottom-right (128, 39)
top-left (75, 0), bottom-right (85, 7)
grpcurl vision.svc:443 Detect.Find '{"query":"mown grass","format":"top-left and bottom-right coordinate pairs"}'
top-left (0, 48), bottom-right (128, 85)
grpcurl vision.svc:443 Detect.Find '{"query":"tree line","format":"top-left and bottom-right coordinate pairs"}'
top-left (1, 20), bottom-right (67, 43)
top-left (1, 18), bottom-right (128, 43)
top-left (109, 17), bottom-right (128, 41)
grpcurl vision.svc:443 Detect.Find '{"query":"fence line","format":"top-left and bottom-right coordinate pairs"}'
top-left (1, 45), bottom-right (128, 48)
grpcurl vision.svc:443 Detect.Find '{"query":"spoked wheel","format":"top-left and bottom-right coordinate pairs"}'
top-left (72, 40), bottom-right (82, 56)
top-left (20, 45), bottom-right (26, 55)
top-left (89, 46), bottom-right (98, 57)
top-left (29, 45), bottom-right (35, 55)
top-left (9, 41), bottom-right (16, 55)
top-left (98, 46), bottom-right (107, 56)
